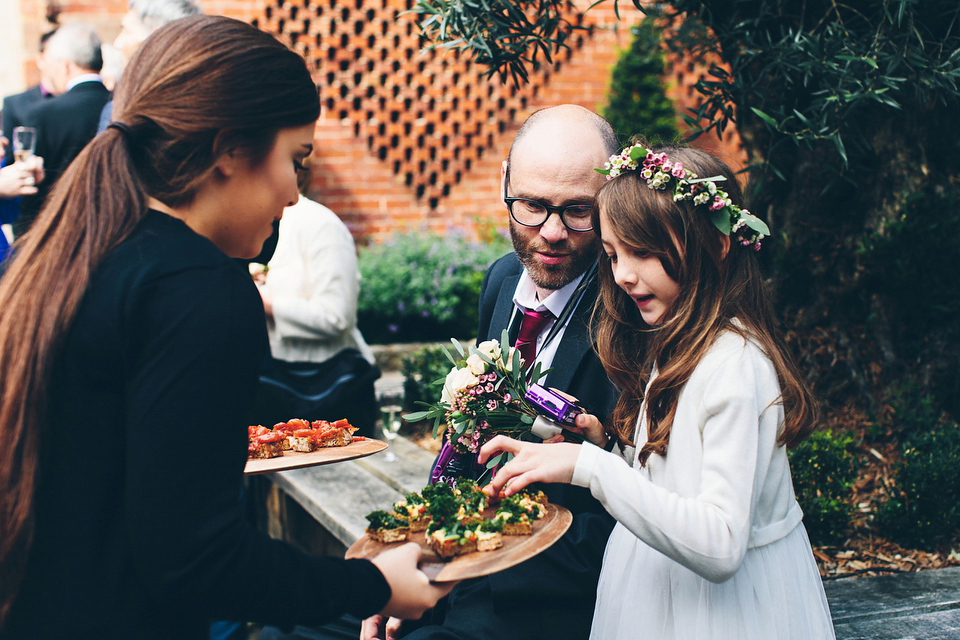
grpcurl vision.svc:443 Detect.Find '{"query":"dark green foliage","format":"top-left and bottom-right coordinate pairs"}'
top-left (789, 429), bottom-right (859, 546)
top-left (879, 377), bottom-right (944, 438)
top-left (357, 231), bottom-right (509, 343)
top-left (414, 0), bottom-right (580, 85)
top-left (409, 0), bottom-right (960, 554)
top-left (603, 18), bottom-right (679, 145)
top-left (860, 187), bottom-right (960, 416)
top-left (876, 420), bottom-right (960, 550)
top-left (402, 344), bottom-right (456, 410)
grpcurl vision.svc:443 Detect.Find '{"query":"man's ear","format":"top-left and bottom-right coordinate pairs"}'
top-left (500, 160), bottom-right (508, 206)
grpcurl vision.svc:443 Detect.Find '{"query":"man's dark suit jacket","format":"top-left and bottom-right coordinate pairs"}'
top-left (2, 85), bottom-right (45, 144)
top-left (409, 253), bottom-right (618, 640)
top-left (17, 80), bottom-right (110, 236)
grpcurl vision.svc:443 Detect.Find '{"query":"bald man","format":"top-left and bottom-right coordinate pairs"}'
top-left (371, 105), bottom-right (621, 640)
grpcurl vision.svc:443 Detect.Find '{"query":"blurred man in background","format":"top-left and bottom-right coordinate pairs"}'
top-left (98, 0), bottom-right (204, 131)
top-left (17, 23), bottom-right (109, 237)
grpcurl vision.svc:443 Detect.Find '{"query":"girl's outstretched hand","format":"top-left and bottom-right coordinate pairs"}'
top-left (478, 435), bottom-right (581, 498)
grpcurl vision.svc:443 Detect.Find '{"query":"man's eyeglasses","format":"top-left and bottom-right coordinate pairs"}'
top-left (503, 167), bottom-right (595, 232)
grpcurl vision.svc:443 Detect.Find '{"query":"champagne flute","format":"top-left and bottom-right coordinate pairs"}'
top-left (379, 391), bottom-right (404, 461)
top-left (12, 127), bottom-right (36, 164)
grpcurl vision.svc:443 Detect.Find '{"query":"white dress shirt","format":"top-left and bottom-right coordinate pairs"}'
top-left (511, 269), bottom-right (586, 370)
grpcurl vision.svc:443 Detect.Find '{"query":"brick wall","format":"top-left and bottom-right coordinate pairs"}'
top-left (8, 0), bottom-right (743, 243)
top-left (253, 0), bottom-right (744, 242)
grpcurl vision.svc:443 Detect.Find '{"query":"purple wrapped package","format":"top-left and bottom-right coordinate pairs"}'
top-left (524, 383), bottom-right (583, 427)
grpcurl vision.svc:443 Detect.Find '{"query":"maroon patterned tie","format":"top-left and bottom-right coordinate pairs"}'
top-left (514, 308), bottom-right (554, 369)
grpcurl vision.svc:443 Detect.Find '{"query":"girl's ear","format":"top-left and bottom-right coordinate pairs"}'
top-left (211, 130), bottom-right (241, 178)
top-left (720, 233), bottom-right (731, 259)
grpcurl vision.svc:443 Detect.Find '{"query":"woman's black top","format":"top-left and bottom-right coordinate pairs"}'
top-left (3, 211), bottom-right (389, 640)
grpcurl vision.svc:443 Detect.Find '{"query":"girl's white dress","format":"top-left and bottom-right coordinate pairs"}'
top-left (571, 328), bottom-right (835, 639)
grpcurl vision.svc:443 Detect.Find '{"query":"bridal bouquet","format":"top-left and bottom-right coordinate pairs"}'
top-left (404, 330), bottom-right (548, 482)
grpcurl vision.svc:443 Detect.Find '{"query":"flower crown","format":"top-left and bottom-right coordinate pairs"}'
top-left (596, 144), bottom-right (770, 250)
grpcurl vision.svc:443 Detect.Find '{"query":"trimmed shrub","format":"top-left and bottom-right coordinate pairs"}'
top-left (603, 17), bottom-right (679, 145)
top-left (789, 429), bottom-right (858, 546)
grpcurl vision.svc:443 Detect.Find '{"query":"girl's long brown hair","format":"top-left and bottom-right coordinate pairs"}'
top-left (0, 15), bottom-right (319, 625)
top-left (592, 145), bottom-right (818, 466)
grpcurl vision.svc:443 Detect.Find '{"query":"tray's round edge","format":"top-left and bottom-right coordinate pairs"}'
top-left (244, 438), bottom-right (388, 475)
top-left (346, 502), bottom-right (572, 582)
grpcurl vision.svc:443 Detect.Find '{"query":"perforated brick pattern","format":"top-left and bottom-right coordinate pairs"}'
top-left (247, 1), bottom-right (742, 240)
top-left (255, 0), bottom-right (589, 212)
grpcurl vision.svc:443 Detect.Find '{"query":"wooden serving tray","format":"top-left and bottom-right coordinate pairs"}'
top-left (244, 438), bottom-right (387, 475)
top-left (346, 502), bottom-right (572, 582)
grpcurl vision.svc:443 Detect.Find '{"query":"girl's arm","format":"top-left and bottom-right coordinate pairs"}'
top-left (486, 341), bottom-right (780, 584)
top-left (480, 411), bottom-right (609, 493)
top-left (570, 344), bottom-right (777, 584)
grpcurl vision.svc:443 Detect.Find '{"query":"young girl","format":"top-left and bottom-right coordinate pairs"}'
top-left (480, 143), bottom-right (836, 639)
top-left (0, 16), bottom-right (449, 640)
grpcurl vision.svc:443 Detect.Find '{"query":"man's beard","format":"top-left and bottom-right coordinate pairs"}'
top-left (510, 223), bottom-right (598, 293)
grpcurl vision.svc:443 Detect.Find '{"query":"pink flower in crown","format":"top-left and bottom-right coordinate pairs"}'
top-left (710, 194), bottom-right (731, 211)
top-left (672, 163), bottom-right (685, 178)
top-left (662, 160), bottom-right (673, 173)
top-left (646, 151), bottom-right (656, 162)
top-left (640, 167), bottom-right (653, 180)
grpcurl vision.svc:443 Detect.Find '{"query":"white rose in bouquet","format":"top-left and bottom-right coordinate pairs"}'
top-left (503, 346), bottom-right (521, 372)
top-left (465, 353), bottom-right (487, 376)
top-left (440, 365), bottom-right (458, 404)
top-left (450, 366), bottom-right (478, 394)
top-left (476, 339), bottom-right (501, 360)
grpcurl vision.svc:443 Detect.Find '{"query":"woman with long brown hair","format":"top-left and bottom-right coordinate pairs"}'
top-left (0, 15), bottom-right (449, 639)
top-left (479, 143), bottom-right (834, 638)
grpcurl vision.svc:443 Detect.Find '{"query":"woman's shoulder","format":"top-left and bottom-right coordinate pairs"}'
top-left (100, 210), bottom-right (246, 287)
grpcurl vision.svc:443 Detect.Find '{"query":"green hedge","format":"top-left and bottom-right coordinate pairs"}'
top-left (789, 429), bottom-right (859, 546)
top-left (874, 380), bottom-right (960, 550)
top-left (357, 231), bottom-right (509, 344)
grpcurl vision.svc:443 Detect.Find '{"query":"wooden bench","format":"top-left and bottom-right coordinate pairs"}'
top-left (248, 434), bottom-right (436, 556)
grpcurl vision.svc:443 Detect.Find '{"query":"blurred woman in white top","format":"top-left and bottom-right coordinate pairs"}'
top-left (254, 161), bottom-right (379, 434)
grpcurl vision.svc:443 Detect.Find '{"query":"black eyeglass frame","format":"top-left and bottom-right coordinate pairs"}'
top-left (502, 166), bottom-right (595, 232)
